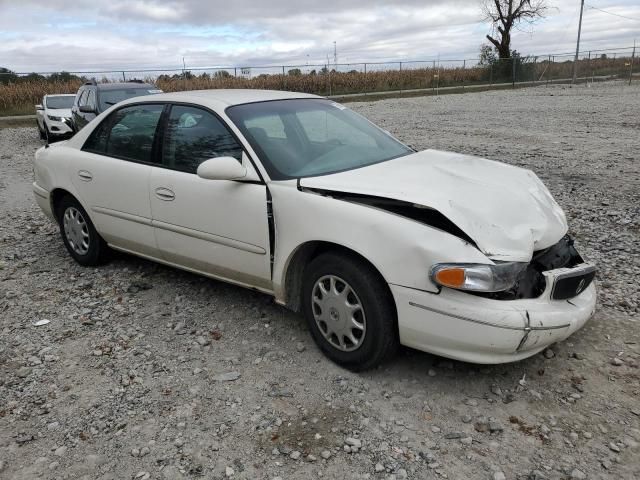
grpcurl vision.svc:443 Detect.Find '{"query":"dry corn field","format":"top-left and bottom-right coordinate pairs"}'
top-left (0, 56), bottom-right (635, 116)
top-left (0, 79), bottom-right (84, 116)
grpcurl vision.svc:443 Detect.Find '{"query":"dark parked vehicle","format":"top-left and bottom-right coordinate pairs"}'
top-left (70, 80), bottom-right (162, 132)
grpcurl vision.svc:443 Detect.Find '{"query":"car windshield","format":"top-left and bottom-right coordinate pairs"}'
top-left (226, 99), bottom-right (412, 180)
top-left (98, 87), bottom-right (161, 111)
top-left (46, 96), bottom-right (75, 109)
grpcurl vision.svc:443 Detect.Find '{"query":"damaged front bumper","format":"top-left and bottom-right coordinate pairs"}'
top-left (391, 266), bottom-right (597, 364)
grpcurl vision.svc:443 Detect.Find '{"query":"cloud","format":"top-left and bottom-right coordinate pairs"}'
top-left (102, 1), bottom-right (188, 22)
top-left (0, 0), bottom-right (638, 72)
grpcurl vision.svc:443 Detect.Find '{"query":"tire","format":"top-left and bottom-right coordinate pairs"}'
top-left (37, 123), bottom-right (45, 140)
top-left (56, 195), bottom-right (109, 266)
top-left (302, 252), bottom-right (398, 371)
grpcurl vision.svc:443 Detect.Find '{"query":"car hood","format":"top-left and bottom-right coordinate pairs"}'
top-left (298, 149), bottom-right (568, 261)
top-left (47, 108), bottom-right (72, 117)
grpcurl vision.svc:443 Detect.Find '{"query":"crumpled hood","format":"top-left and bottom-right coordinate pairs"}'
top-left (299, 149), bottom-right (568, 261)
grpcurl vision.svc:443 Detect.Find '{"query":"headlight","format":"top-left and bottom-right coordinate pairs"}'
top-left (47, 115), bottom-right (62, 121)
top-left (430, 262), bottom-right (527, 292)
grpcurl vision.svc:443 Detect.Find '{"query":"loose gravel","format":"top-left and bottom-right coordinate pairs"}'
top-left (1, 81), bottom-right (639, 480)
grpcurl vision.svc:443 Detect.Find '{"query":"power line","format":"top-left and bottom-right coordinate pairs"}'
top-left (585, 3), bottom-right (640, 22)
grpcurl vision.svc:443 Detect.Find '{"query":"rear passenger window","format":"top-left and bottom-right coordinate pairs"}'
top-left (82, 104), bottom-right (164, 163)
top-left (82, 118), bottom-right (110, 153)
top-left (162, 105), bottom-right (243, 174)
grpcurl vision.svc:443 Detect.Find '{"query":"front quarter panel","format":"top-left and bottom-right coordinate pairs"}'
top-left (270, 182), bottom-right (491, 302)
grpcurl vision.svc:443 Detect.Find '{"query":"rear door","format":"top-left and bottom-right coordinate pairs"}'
top-left (68, 103), bottom-right (165, 256)
top-left (149, 104), bottom-right (271, 289)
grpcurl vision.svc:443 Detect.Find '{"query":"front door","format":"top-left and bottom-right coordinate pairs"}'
top-left (69, 103), bottom-right (165, 256)
top-left (149, 104), bottom-right (271, 290)
top-left (71, 88), bottom-right (97, 131)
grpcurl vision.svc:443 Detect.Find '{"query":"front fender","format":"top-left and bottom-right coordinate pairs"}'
top-left (269, 183), bottom-right (492, 302)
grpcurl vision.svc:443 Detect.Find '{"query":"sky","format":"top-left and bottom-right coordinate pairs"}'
top-left (0, 0), bottom-right (638, 74)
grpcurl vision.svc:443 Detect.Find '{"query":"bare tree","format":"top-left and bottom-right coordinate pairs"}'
top-left (482, 1), bottom-right (548, 59)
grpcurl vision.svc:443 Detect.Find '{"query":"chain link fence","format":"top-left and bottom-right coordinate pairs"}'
top-left (1, 46), bottom-right (637, 115)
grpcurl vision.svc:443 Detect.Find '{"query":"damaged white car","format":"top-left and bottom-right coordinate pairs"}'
top-left (32, 90), bottom-right (597, 370)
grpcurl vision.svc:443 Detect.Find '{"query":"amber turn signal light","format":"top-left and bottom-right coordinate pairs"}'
top-left (433, 267), bottom-right (466, 288)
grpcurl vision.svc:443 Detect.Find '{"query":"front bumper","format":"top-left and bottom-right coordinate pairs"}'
top-left (392, 270), bottom-right (596, 364)
top-left (46, 118), bottom-right (73, 136)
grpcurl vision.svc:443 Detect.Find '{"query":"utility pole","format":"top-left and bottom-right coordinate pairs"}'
top-left (630, 39), bottom-right (636, 86)
top-left (572, 0), bottom-right (585, 84)
top-left (333, 41), bottom-right (337, 69)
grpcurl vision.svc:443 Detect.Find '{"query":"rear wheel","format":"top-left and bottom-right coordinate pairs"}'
top-left (56, 195), bottom-right (109, 266)
top-left (302, 252), bottom-right (398, 371)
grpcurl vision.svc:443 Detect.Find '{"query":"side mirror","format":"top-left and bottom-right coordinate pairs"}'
top-left (36, 104), bottom-right (43, 111)
top-left (197, 157), bottom-right (247, 181)
top-left (79, 105), bottom-right (95, 113)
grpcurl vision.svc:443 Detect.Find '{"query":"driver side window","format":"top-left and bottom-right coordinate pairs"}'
top-left (86, 90), bottom-right (96, 111)
top-left (161, 105), bottom-right (243, 174)
top-left (77, 90), bottom-right (89, 107)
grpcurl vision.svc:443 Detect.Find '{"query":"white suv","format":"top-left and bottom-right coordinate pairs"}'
top-left (35, 94), bottom-right (76, 141)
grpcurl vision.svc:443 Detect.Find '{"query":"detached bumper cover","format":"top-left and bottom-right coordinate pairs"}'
top-left (392, 269), bottom-right (596, 364)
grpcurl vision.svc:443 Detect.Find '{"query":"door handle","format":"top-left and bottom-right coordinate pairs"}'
top-left (155, 187), bottom-right (175, 201)
top-left (78, 170), bottom-right (93, 181)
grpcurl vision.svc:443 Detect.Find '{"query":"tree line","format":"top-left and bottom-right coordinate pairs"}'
top-left (0, 68), bottom-right (85, 85)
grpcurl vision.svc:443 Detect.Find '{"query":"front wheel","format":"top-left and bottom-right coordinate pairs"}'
top-left (302, 252), bottom-right (398, 371)
top-left (56, 195), bottom-right (109, 266)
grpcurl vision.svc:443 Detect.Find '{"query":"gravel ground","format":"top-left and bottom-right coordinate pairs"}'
top-left (1, 81), bottom-right (639, 480)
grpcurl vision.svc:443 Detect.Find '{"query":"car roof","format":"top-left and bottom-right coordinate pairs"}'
top-left (121, 89), bottom-right (323, 107)
top-left (93, 82), bottom-right (156, 91)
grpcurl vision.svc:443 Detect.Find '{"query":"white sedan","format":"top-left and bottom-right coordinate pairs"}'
top-left (35, 94), bottom-right (76, 141)
top-left (32, 89), bottom-right (596, 370)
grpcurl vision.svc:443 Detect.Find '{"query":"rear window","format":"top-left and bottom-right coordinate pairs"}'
top-left (98, 88), bottom-right (162, 111)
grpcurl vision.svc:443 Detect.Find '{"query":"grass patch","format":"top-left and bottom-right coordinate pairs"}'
top-left (0, 117), bottom-right (37, 129)
top-left (0, 105), bottom-right (35, 117)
